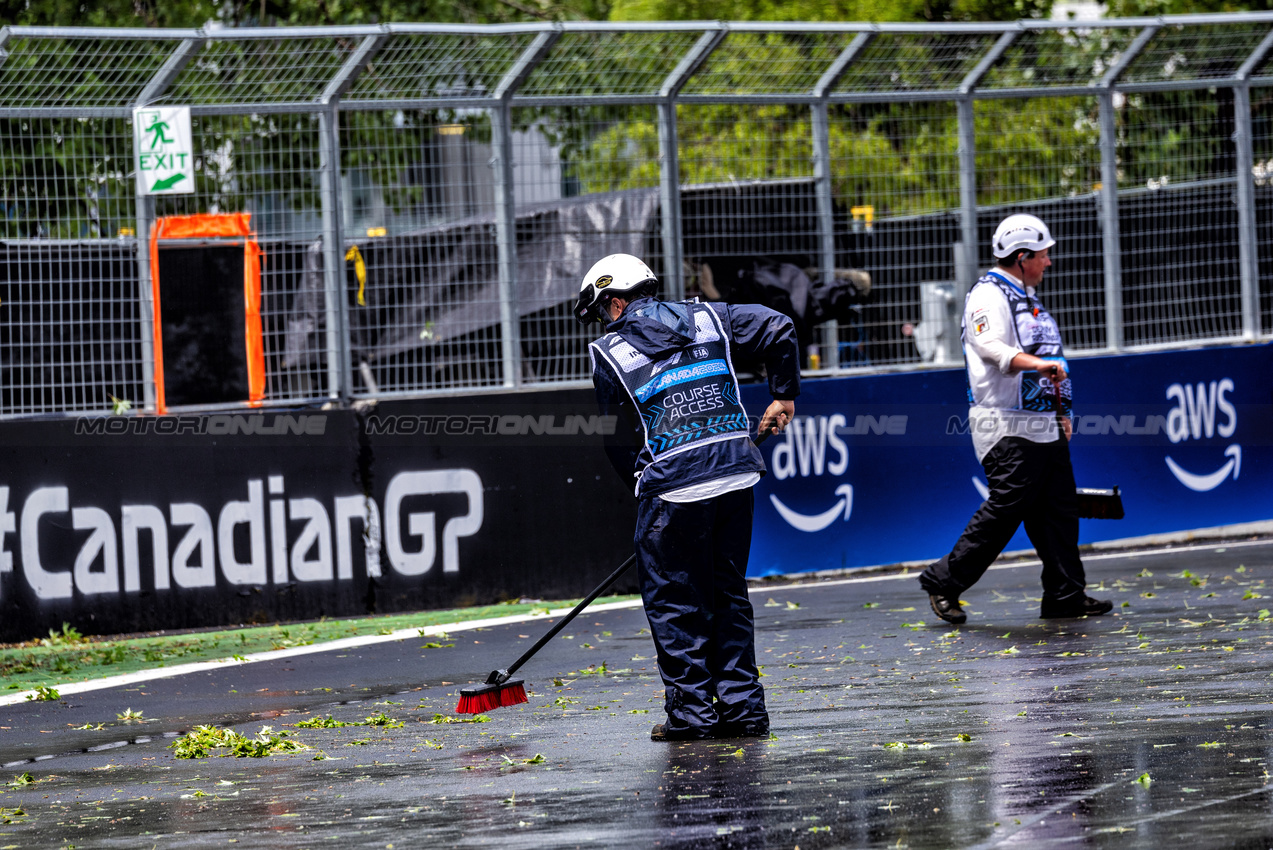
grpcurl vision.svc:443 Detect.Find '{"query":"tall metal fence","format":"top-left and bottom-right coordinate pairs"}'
top-left (2, 16), bottom-right (1273, 417)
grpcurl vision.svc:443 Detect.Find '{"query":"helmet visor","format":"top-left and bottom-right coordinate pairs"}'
top-left (575, 285), bottom-right (602, 325)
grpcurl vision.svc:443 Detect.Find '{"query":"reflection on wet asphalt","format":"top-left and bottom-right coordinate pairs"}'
top-left (2, 539), bottom-right (1273, 848)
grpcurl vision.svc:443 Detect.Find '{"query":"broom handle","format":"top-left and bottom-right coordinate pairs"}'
top-left (1048, 363), bottom-right (1062, 423)
top-left (502, 553), bottom-right (637, 680)
top-left (501, 424), bottom-right (777, 682)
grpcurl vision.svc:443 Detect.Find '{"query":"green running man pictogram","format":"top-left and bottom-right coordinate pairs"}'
top-left (145, 115), bottom-right (174, 150)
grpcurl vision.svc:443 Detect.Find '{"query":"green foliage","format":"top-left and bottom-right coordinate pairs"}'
top-left (0, 0), bottom-right (609, 27)
top-left (429, 713), bottom-right (492, 723)
top-left (363, 712), bottom-right (405, 728)
top-left (41, 623), bottom-right (87, 647)
top-left (169, 725), bottom-right (305, 759)
top-left (295, 715), bottom-right (354, 728)
top-left (7, 772), bottom-right (35, 788)
top-left (609, 0), bottom-right (1050, 21)
top-left (26, 685), bottom-right (60, 702)
top-left (1108, 0), bottom-right (1273, 14)
top-left (0, 115), bottom-right (135, 239)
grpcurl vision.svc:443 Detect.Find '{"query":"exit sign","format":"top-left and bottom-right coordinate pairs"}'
top-left (133, 106), bottom-right (194, 195)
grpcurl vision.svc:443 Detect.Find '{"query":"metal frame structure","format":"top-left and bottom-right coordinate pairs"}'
top-left (2, 15), bottom-right (1273, 417)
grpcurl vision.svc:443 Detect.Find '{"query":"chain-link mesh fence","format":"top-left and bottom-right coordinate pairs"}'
top-left (2, 17), bottom-right (1273, 417)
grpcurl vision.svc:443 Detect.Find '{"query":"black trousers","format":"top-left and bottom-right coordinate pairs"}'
top-left (635, 487), bottom-right (768, 734)
top-left (919, 436), bottom-right (1086, 604)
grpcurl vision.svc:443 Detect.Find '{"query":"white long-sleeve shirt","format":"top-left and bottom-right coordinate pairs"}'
top-left (963, 268), bottom-right (1063, 462)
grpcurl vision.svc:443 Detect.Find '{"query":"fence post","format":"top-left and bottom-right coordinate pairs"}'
top-left (1097, 91), bottom-right (1124, 352)
top-left (1234, 30), bottom-right (1273, 342)
top-left (812, 30), bottom-right (874, 373)
top-left (811, 102), bottom-right (837, 371)
top-left (1234, 83), bottom-right (1260, 342)
top-left (659, 27), bottom-right (727, 303)
top-left (656, 103), bottom-right (685, 303)
top-left (134, 194), bottom-right (157, 413)
top-left (956, 30), bottom-right (1017, 302)
top-left (956, 96), bottom-right (979, 300)
top-left (317, 108), bottom-right (352, 402)
top-left (1098, 24), bottom-right (1158, 352)
top-left (492, 28), bottom-right (560, 387)
top-left (318, 32), bottom-right (387, 401)
top-left (133, 35), bottom-right (205, 414)
top-left (490, 103), bottom-right (522, 387)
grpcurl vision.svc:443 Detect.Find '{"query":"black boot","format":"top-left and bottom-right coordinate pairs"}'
top-left (1039, 595), bottom-right (1113, 619)
top-left (928, 593), bottom-right (967, 625)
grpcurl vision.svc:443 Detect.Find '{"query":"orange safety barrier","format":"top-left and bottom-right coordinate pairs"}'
top-left (149, 213), bottom-right (265, 414)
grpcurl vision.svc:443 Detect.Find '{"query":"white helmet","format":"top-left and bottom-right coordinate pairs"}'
top-left (575, 253), bottom-right (659, 324)
top-left (991, 213), bottom-right (1056, 259)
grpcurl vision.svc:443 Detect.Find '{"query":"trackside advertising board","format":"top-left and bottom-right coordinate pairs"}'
top-left (0, 344), bottom-right (1267, 639)
top-left (743, 342), bottom-right (1273, 577)
top-left (0, 391), bottom-right (635, 642)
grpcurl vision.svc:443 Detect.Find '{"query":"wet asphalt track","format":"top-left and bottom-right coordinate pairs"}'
top-left (3, 537), bottom-right (1273, 849)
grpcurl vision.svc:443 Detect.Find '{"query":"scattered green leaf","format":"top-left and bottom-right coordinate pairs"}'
top-left (169, 725), bottom-right (305, 759)
top-left (295, 715), bottom-right (352, 729)
top-left (363, 712), bottom-right (403, 728)
top-left (26, 685), bottom-right (60, 702)
top-left (429, 713), bottom-right (491, 724)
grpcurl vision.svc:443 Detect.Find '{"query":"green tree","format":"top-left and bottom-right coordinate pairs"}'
top-left (0, 0), bottom-right (608, 27)
top-left (609, 0), bottom-right (1050, 23)
top-left (1108, 0), bottom-right (1273, 13)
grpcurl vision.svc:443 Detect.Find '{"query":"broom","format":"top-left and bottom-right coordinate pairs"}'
top-left (455, 422), bottom-right (779, 714)
top-left (455, 553), bottom-right (636, 714)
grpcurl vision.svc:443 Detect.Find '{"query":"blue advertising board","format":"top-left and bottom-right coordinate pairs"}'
top-left (742, 342), bottom-right (1273, 577)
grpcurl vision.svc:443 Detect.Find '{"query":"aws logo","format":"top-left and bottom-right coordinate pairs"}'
top-left (1163, 378), bottom-right (1240, 492)
top-left (768, 415), bottom-right (853, 533)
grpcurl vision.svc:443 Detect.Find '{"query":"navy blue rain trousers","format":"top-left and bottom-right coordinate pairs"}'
top-left (635, 487), bottom-right (768, 734)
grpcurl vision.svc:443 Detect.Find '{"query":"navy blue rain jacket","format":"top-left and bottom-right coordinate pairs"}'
top-left (592, 297), bottom-right (800, 498)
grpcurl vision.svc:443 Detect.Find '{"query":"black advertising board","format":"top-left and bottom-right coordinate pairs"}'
top-left (0, 389), bottom-right (636, 642)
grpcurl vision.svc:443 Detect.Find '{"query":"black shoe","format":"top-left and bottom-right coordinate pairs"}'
top-left (928, 593), bottom-right (967, 625)
top-left (714, 721), bottom-right (769, 739)
top-left (1039, 595), bottom-right (1114, 619)
top-left (651, 723), bottom-right (711, 741)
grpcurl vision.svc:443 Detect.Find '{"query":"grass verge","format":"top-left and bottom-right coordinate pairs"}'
top-left (0, 595), bottom-right (638, 695)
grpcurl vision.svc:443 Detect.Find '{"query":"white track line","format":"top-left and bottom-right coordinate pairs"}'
top-left (0, 600), bottom-right (642, 707)
top-left (2, 538), bottom-right (1266, 706)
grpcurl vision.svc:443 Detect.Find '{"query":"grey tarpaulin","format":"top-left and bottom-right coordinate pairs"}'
top-left (283, 187), bottom-right (659, 370)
